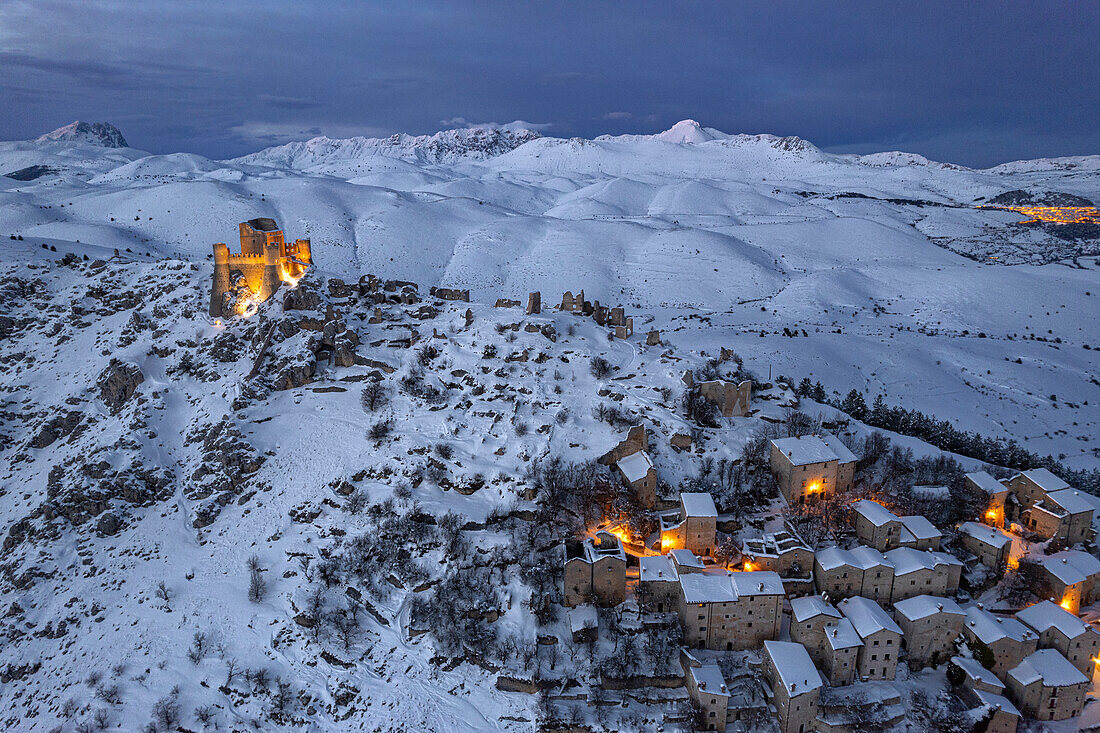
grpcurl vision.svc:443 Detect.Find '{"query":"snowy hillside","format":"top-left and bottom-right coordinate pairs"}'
top-left (0, 117), bottom-right (1098, 731)
top-left (1, 119), bottom-right (1096, 473)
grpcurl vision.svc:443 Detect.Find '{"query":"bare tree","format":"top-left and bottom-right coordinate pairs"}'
top-left (155, 580), bottom-right (172, 612)
top-left (361, 381), bottom-right (389, 412)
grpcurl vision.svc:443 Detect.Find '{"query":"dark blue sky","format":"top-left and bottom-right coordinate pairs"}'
top-left (2, 0), bottom-right (1097, 167)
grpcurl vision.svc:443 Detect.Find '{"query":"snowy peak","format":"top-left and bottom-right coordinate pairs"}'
top-left (232, 125), bottom-right (541, 168)
top-left (35, 121), bottom-right (129, 148)
top-left (654, 119), bottom-right (728, 143)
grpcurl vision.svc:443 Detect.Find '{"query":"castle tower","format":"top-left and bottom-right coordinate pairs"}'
top-left (210, 242), bottom-right (231, 317)
top-left (258, 240), bottom-right (281, 302)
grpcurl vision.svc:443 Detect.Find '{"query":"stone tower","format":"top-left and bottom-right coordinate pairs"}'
top-left (209, 218), bottom-right (312, 318)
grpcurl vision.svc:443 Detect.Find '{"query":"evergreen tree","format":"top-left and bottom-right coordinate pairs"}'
top-left (840, 389), bottom-right (868, 420)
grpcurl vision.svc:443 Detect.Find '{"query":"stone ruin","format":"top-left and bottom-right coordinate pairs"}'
top-left (558, 289), bottom-right (635, 339)
top-left (210, 218), bottom-right (312, 318)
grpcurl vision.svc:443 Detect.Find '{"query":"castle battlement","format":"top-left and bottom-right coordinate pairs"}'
top-left (210, 219), bottom-right (312, 318)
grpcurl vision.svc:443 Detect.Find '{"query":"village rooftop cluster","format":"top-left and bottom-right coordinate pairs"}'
top-left (564, 424), bottom-right (1100, 732)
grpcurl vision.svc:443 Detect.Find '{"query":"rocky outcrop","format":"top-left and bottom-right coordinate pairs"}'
top-left (97, 359), bottom-right (143, 413)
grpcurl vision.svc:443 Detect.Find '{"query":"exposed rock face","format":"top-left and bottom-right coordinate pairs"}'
top-left (97, 360), bottom-right (144, 413)
top-left (29, 410), bottom-right (84, 449)
top-left (35, 121), bottom-right (129, 148)
top-left (988, 189), bottom-right (1095, 207)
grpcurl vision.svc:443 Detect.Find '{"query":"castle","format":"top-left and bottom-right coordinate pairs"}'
top-left (209, 218), bottom-right (312, 318)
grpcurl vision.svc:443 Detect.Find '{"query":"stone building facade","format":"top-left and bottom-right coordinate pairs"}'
top-left (678, 571), bottom-right (784, 651)
top-left (562, 531), bottom-right (626, 607)
top-left (210, 218), bottom-right (312, 318)
top-left (1006, 649), bottom-right (1089, 721)
top-left (892, 595), bottom-right (965, 670)
top-left (762, 641), bottom-right (822, 733)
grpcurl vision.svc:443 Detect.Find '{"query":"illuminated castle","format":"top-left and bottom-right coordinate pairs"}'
top-left (209, 218), bottom-right (312, 318)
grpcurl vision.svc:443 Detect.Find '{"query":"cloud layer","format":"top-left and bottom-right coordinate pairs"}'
top-left (1, 0), bottom-right (1096, 166)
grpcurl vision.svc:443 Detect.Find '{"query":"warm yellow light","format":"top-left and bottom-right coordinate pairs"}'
top-left (743, 561), bottom-right (754, 572)
top-left (1060, 597), bottom-right (1074, 612)
top-left (807, 483), bottom-right (821, 494)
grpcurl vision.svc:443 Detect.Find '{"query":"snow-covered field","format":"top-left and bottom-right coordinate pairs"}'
top-left (0, 120), bottom-right (1097, 731)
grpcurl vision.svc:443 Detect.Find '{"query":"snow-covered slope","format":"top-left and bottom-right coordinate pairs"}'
top-left (232, 126), bottom-right (541, 170)
top-left (0, 118), bottom-right (1097, 474)
top-left (0, 118), bottom-right (1098, 731)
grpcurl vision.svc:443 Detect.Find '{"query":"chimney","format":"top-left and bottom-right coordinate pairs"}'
top-left (700, 681), bottom-right (706, 690)
top-left (937, 603), bottom-right (943, 611)
top-left (790, 683), bottom-right (796, 692)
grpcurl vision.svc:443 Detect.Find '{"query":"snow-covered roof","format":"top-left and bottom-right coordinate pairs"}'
top-left (680, 573), bottom-right (738, 604)
top-left (929, 550), bottom-right (964, 568)
top-left (823, 618), bottom-right (863, 651)
top-left (1013, 468), bottom-right (1070, 493)
top-left (971, 689), bottom-right (1021, 719)
top-left (790, 595), bottom-right (841, 623)
top-left (964, 606), bottom-right (1037, 645)
top-left (965, 471), bottom-right (1007, 495)
top-left (763, 640), bottom-right (823, 695)
top-left (951, 656), bottom-right (1004, 693)
top-left (900, 515), bottom-right (942, 541)
top-left (639, 554), bottom-right (678, 582)
top-left (568, 605), bottom-right (598, 633)
top-left (838, 597), bottom-right (902, 638)
top-left (680, 492), bottom-right (718, 518)
top-left (670, 549), bottom-right (706, 569)
top-left (894, 594), bottom-right (964, 621)
top-left (958, 522), bottom-right (1012, 549)
top-left (616, 450), bottom-right (653, 483)
top-left (687, 663), bottom-right (730, 697)
top-left (819, 433), bottom-right (857, 464)
top-left (884, 547), bottom-right (936, 576)
top-left (884, 547), bottom-right (961, 576)
top-left (730, 570), bottom-right (785, 597)
top-left (1017, 600), bottom-right (1092, 641)
top-left (815, 546), bottom-right (857, 571)
top-left (850, 545), bottom-right (893, 570)
top-left (1044, 488), bottom-right (1096, 516)
top-left (851, 499), bottom-right (899, 527)
top-left (1008, 649), bottom-right (1088, 688)
top-left (1038, 550), bottom-right (1100, 586)
top-left (770, 435), bottom-right (837, 466)
top-left (582, 531), bottom-right (626, 563)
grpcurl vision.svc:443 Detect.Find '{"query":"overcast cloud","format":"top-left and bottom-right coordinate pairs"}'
top-left (1, 0), bottom-right (1096, 166)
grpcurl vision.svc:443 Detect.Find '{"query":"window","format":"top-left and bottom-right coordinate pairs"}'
top-left (885, 654), bottom-right (891, 660)
top-left (871, 654), bottom-right (878, 661)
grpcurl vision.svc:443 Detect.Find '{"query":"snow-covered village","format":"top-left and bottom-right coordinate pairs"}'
top-left (1, 4), bottom-right (1099, 733)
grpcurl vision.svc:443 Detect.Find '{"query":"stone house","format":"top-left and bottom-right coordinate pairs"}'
top-left (898, 514), bottom-right (943, 551)
top-left (1006, 649), bottom-right (1089, 721)
top-left (966, 470), bottom-right (1010, 528)
top-left (769, 434), bottom-right (851, 505)
top-left (789, 597), bottom-right (862, 687)
top-left (639, 550), bottom-right (709, 613)
top-left (615, 450), bottom-right (657, 508)
top-left (638, 554), bottom-right (680, 613)
top-left (819, 618), bottom-right (862, 687)
top-left (850, 501), bottom-right (942, 552)
top-left (850, 546), bottom-right (895, 603)
top-left (819, 434), bottom-right (857, 492)
top-left (884, 547), bottom-right (962, 602)
top-left (210, 218), bottom-right (312, 318)
top-left (789, 596), bottom-right (842, 663)
top-left (568, 605), bottom-right (598, 644)
top-left (950, 658), bottom-right (1021, 733)
top-left (741, 530), bottom-right (813, 578)
top-left (837, 597), bottom-right (903, 681)
top-left (1023, 488), bottom-right (1095, 545)
top-left (1016, 600), bottom-right (1100, 678)
top-left (849, 500), bottom-right (903, 552)
top-left (682, 652), bottom-right (730, 732)
top-left (1035, 550), bottom-right (1100, 615)
top-left (660, 492), bottom-right (718, 556)
top-left (562, 531), bottom-right (626, 607)
top-left (812, 545), bottom-right (894, 603)
top-left (813, 547), bottom-right (862, 600)
top-left (892, 595), bottom-right (965, 670)
top-left (962, 605), bottom-right (1039, 681)
top-left (678, 571), bottom-right (784, 651)
top-left (1004, 467), bottom-right (1069, 514)
top-left (762, 640), bottom-right (823, 733)
top-left (957, 521), bottom-right (1013, 570)
top-left (965, 688), bottom-right (1021, 733)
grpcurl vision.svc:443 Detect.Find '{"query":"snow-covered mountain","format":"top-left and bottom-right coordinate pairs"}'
top-left (232, 125), bottom-right (542, 169)
top-left (0, 117), bottom-right (1098, 731)
top-left (35, 121), bottom-right (130, 148)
